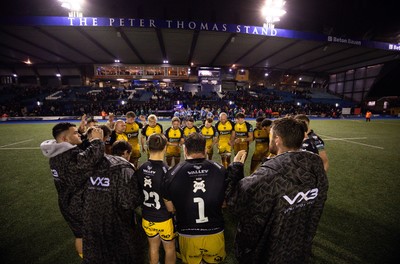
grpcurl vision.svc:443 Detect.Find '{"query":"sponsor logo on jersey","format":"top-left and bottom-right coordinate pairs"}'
top-left (90, 177), bottom-right (110, 187)
top-left (193, 180), bottom-right (206, 193)
top-left (187, 169), bottom-right (209, 175)
top-left (143, 166), bottom-right (156, 174)
top-left (283, 188), bottom-right (318, 205)
top-left (193, 165), bottom-right (202, 170)
top-left (144, 177), bottom-right (153, 188)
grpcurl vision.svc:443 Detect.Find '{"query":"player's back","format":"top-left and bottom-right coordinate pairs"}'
top-left (164, 158), bottom-right (226, 235)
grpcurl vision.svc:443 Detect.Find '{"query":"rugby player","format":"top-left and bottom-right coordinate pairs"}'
top-left (215, 112), bottom-right (235, 168)
top-left (164, 116), bottom-right (184, 167)
top-left (124, 111), bottom-right (144, 168)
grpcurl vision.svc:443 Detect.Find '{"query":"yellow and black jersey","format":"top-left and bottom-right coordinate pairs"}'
top-left (141, 123), bottom-right (163, 139)
top-left (183, 126), bottom-right (199, 137)
top-left (124, 121), bottom-right (143, 144)
top-left (199, 125), bottom-right (217, 140)
top-left (215, 120), bottom-right (234, 142)
top-left (164, 127), bottom-right (184, 143)
top-left (253, 128), bottom-right (269, 145)
top-left (109, 131), bottom-right (128, 145)
top-left (233, 121), bottom-right (253, 138)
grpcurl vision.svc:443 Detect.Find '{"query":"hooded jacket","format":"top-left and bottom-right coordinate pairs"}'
top-left (40, 139), bottom-right (104, 237)
top-left (226, 151), bottom-right (328, 264)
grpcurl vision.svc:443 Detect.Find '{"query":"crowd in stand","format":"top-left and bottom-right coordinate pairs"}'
top-left (1, 84), bottom-right (346, 119)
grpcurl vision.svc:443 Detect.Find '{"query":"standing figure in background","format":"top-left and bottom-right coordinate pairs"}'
top-left (40, 122), bottom-right (104, 258)
top-left (199, 117), bottom-right (218, 160)
top-left (226, 117), bottom-right (328, 264)
top-left (136, 134), bottom-right (177, 264)
top-left (365, 110), bottom-right (372, 122)
top-left (164, 117), bottom-right (184, 167)
top-left (294, 114), bottom-right (329, 172)
top-left (232, 112), bottom-right (253, 159)
top-left (163, 133), bottom-right (227, 264)
top-left (215, 112), bottom-right (235, 168)
top-left (141, 114), bottom-right (163, 157)
top-left (250, 118), bottom-right (271, 173)
top-left (125, 111), bottom-right (144, 168)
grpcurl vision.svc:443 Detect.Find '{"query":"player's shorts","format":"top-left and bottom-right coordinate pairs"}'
top-left (128, 140), bottom-right (141, 158)
top-left (218, 142), bottom-right (231, 155)
top-left (178, 231), bottom-right (226, 264)
top-left (233, 141), bottom-right (249, 154)
top-left (166, 145), bottom-right (181, 157)
top-left (142, 218), bottom-right (177, 241)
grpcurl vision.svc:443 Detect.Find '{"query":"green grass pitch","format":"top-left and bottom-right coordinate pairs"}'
top-left (0, 118), bottom-right (399, 264)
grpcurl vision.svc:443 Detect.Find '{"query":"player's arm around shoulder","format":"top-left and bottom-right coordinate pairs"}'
top-left (76, 128), bottom-right (105, 169)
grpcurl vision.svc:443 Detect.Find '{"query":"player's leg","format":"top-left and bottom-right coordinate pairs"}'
top-left (162, 239), bottom-right (176, 264)
top-left (148, 236), bottom-right (162, 264)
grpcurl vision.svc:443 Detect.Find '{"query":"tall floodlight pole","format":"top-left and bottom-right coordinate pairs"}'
top-left (261, 0), bottom-right (286, 29)
top-left (58, 0), bottom-right (84, 17)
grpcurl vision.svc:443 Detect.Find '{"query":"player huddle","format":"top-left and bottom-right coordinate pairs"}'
top-left (40, 112), bottom-right (329, 264)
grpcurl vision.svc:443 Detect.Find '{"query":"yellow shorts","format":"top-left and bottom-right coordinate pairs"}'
top-left (166, 145), bottom-right (181, 157)
top-left (142, 218), bottom-right (177, 241)
top-left (178, 232), bottom-right (226, 264)
top-left (233, 141), bottom-right (248, 154)
top-left (218, 142), bottom-right (231, 155)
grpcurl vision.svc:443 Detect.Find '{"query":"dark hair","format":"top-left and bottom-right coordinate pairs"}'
top-left (205, 117), bottom-right (213, 124)
top-left (256, 117), bottom-right (265, 123)
top-left (52, 122), bottom-right (76, 139)
top-left (126, 111), bottom-right (136, 118)
top-left (261, 119), bottom-right (273, 128)
top-left (111, 140), bottom-right (132, 156)
top-left (235, 112), bottom-right (245, 119)
top-left (294, 114), bottom-right (310, 124)
top-left (147, 133), bottom-right (167, 152)
top-left (186, 117), bottom-right (195, 123)
top-left (184, 132), bottom-right (206, 155)
top-left (272, 117), bottom-right (305, 149)
top-left (98, 124), bottom-right (112, 138)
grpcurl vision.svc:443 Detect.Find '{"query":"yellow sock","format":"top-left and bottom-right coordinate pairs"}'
top-left (79, 253), bottom-right (83, 259)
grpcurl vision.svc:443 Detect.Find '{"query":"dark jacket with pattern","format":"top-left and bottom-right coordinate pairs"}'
top-left (226, 151), bottom-right (328, 264)
top-left (82, 155), bottom-right (144, 264)
top-left (40, 139), bottom-right (105, 237)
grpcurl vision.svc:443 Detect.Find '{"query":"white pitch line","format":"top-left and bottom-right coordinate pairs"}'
top-left (319, 134), bottom-right (384, 150)
top-left (324, 137), bottom-right (367, 140)
top-left (0, 147), bottom-right (40, 150)
top-left (0, 139), bottom-right (33, 148)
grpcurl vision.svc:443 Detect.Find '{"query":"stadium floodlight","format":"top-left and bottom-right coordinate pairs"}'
top-left (58, 0), bottom-right (84, 17)
top-left (24, 58), bottom-right (32, 65)
top-left (261, 0), bottom-right (286, 29)
top-left (56, 73), bottom-right (61, 77)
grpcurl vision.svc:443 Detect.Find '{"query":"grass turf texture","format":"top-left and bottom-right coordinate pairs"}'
top-left (0, 119), bottom-right (399, 264)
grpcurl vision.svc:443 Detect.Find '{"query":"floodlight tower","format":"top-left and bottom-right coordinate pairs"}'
top-left (58, 0), bottom-right (84, 17)
top-left (261, 0), bottom-right (286, 29)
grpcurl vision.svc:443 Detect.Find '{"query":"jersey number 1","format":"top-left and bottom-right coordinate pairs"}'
top-left (194, 197), bottom-right (209, 223)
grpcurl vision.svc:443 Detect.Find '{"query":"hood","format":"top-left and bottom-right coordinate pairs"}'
top-left (40, 139), bottom-right (77, 158)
